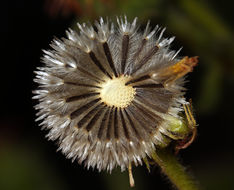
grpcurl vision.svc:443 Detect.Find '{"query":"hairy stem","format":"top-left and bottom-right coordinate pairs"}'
top-left (152, 148), bottom-right (200, 190)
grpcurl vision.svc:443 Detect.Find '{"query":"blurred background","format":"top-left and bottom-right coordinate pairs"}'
top-left (2, 0), bottom-right (234, 190)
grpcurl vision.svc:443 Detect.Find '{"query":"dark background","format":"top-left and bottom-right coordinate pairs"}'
top-left (2, 0), bottom-right (234, 190)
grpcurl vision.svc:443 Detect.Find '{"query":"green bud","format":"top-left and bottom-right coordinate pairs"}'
top-left (165, 116), bottom-right (191, 140)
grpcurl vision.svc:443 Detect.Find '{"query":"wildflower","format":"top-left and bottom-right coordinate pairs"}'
top-left (33, 16), bottom-right (197, 181)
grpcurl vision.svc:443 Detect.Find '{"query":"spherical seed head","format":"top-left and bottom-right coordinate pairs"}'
top-left (33, 16), bottom-right (197, 172)
top-left (100, 76), bottom-right (135, 108)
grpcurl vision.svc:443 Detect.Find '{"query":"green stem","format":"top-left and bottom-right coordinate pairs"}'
top-left (152, 149), bottom-right (200, 190)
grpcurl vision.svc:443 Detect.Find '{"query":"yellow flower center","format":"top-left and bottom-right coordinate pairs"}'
top-left (99, 76), bottom-right (136, 108)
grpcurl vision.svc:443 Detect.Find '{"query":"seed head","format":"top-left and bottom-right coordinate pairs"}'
top-left (33, 16), bottom-right (197, 172)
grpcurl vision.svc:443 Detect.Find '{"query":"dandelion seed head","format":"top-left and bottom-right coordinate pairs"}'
top-left (33, 16), bottom-right (197, 172)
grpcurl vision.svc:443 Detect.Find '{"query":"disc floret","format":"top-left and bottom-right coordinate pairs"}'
top-left (99, 75), bottom-right (136, 108)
